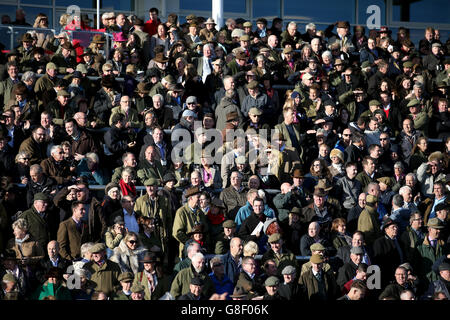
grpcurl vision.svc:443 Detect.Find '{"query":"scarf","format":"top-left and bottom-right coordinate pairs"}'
top-left (207, 212), bottom-right (225, 225)
top-left (119, 179), bottom-right (136, 197)
top-left (15, 234), bottom-right (30, 245)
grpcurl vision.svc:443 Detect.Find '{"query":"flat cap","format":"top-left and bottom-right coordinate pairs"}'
top-left (186, 96), bottom-right (197, 104)
top-left (226, 111), bottom-right (239, 122)
top-left (439, 262), bottom-right (450, 272)
top-left (350, 246), bottom-right (364, 255)
top-left (144, 178), bottom-right (159, 186)
top-left (268, 233), bottom-right (281, 243)
top-left (190, 276), bottom-right (204, 286)
top-left (248, 107), bottom-right (262, 116)
top-left (407, 99), bottom-right (421, 108)
top-left (240, 35), bottom-right (250, 41)
top-left (361, 61), bottom-right (371, 69)
top-left (369, 99), bottom-right (381, 106)
top-left (235, 51), bottom-right (248, 60)
top-left (431, 42), bottom-right (441, 48)
top-left (223, 220), bottom-right (236, 228)
top-left (283, 47), bottom-right (293, 54)
top-left (131, 283), bottom-right (145, 293)
top-left (428, 151), bottom-right (444, 162)
top-left (302, 73), bottom-right (313, 80)
top-left (118, 272), bottom-right (134, 282)
top-left (310, 254), bottom-right (324, 264)
top-left (264, 276), bottom-right (280, 287)
top-left (182, 109), bottom-right (197, 118)
top-left (290, 207), bottom-right (302, 215)
top-left (34, 192), bottom-right (50, 202)
top-left (310, 243), bottom-right (325, 251)
top-left (243, 21), bottom-right (252, 28)
top-left (76, 64), bottom-right (88, 74)
top-left (282, 265), bottom-right (297, 275)
top-left (403, 61), bottom-right (413, 68)
top-left (185, 186), bottom-right (201, 198)
top-left (57, 90), bottom-right (70, 97)
top-left (46, 62), bottom-right (57, 70)
top-left (89, 243), bottom-right (106, 253)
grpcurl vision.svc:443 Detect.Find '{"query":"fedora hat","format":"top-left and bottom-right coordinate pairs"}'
top-left (187, 224), bottom-right (205, 236)
top-left (185, 186), bottom-right (201, 198)
top-left (21, 33), bottom-right (34, 42)
top-left (139, 252), bottom-right (160, 263)
top-left (229, 286), bottom-right (247, 298)
top-left (336, 21), bottom-right (350, 29)
top-left (315, 179), bottom-right (333, 192)
top-left (427, 218), bottom-right (445, 229)
top-left (135, 82), bottom-right (151, 94)
top-left (61, 42), bottom-right (74, 51)
top-left (226, 111), bottom-right (239, 122)
top-left (92, 34), bottom-right (106, 44)
top-left (313, 188), bottom-right (327, 197)
top-left (205, 18), bottom-right (216, 25)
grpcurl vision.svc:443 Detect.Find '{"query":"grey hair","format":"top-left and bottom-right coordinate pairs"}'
top-left (29, 164), bottom-right (43, 174)
top-left (186, 241), bottom-right (201, 256)
top-left (12, 218), bottom-right (28, 231)
top-left (287, 21), bottom-right (297, 29)
top-left (121, 166), bottom-right (135, 177)
top-left (85, 152), bottom-right (99, 163)
top-left (152, 93), bottom-right (164, 104)
top-left (21, 71), bottom-right (36, 82)
top-left (321, 50), bottom-right (332, 60)
top-left (191, 252), bottom-right (205, 262)
top-left (305, 23), bottom-right (316, 31)
top-left (225, 18), bottom-right (235, 27)
top-left (80, 242), bottom-right (95, 257)
top-left (311, 37), bottom-right (321, 45)
top-left (255, 54), bottom-right (265, 61)
top-left (243, 241), bottom-right (258, 256)
top-left (75, 268), bottom-right (92, 280)
top-left (399, 185), bottom-right (412, 196)
top-left (203, 43), bottom-right (214, 52)
top-left (50, 145), bottom-right (62, 155)
top-left (15, 151), bottom-right (30, 163)
top-left (405, 172), bottom-right (416, 182)
top-left (394, 161), bottom-right (405, 169)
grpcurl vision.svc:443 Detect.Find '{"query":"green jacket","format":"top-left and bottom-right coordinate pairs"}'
top-left (109, 106), bottom-right (142, 129)
top-left (84, 259), bottom-right (122, 296)
top-left (261, 248), bottom-right (299, 277)
top-left (169, 265), bottom-right (215, 299)
top-left (34, 74), bottom-right (56, 105)
top-left (298, 268), bottom-right (339, 301)
top-left (410, 111), bottom-right (430, 137)
top-left (50, 53), bottom-right (77, 75)
top-left (0, 78), bottom-right (15, 106)
top-left (32, 281), bottom-right (72, 300)
top-left (133, 270), bottom-right (171, 300)
top-left (172, 204), bottom-right (209, 257)
top-left (417, 236), bottom-right (448, 286)
top-left (111, 290), bottom-right (132, 300)
top-left (338, 89), bottom-right (358, 122)
top-left (134, 194), bottom-right (172, 253)
top-left (137, 160), bottom-right (166, 183)
top-left (19, 207), bottom-right (53, 251)
top-left (357, 205), bottom-right (381, 247)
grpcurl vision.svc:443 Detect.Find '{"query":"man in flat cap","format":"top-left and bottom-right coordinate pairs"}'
top-left (278, 265), bottom-right (303, 300)
top-left (172, 186), bottom-right (209, 258)
top-left (416, 218), bottom-right (449, 288)
top-left (298, 254), bottom-right (339, 301)
top-left (177, 276), bottom-right (206, 300)
top-left (83, 243), bottom-right (121, 296)
top-left (0, 273), bottom-right (21, 300)
top-left (214, 220), bottom-right (237, 255)
top-left (34, 62), bottom-right (58, 106)
top-left (358, 194), bottom-right (382, 247)
top-left (324, 21), bottom-right (355, 53)
top-left (336, 246), bottom-right (365, 289)
top-left (112, 272), bottom-right (134, 300)
top-left (241, 80), bottom-right (273, 119)
top-left (261, 276), bottom-right (284, 300)
top-left (422, 261), bottom-right (450, 300)
top-left (134, 177), bottom-right (172, 257)
top-left (262, 233), bottom-right (298, 277)
top-left (18, 192), bottom-right (59, 252)
top-left (225, 50), bottom-right (250, 77)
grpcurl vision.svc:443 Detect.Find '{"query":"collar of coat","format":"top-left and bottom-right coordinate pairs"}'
top-left (422, 235), bottom-right (444, 247)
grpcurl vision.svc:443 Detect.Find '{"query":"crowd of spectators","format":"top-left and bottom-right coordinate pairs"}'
top-left (0, 6), bottom-right (449, 301)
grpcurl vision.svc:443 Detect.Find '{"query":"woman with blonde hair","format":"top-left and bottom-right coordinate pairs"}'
top-left (6, 218), bottom-right (45, 267)
top-left (110, 231), bottom-right (147, 274)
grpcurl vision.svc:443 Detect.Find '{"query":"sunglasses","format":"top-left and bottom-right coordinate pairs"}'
top-left (343, 134), bottom-right (352, 137)
top-left (21, 158), bottom-right (30, 160)
top-left (128, 240), bottom-right (137, 244)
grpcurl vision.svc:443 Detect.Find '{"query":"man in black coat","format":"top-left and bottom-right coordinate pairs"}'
top-left (237, 197), bottom-right (267, 243)
top-left (344, 131), bottom-right (366, 172)
top-left (178, 277), bottom-right (208, 300)
top-left (35, 240), bottom-right (71, 285)
top-left (26, 164), bottom-right (58, 210)
top-left (373, 218), bottom-right (405, 287)
top-left (278, 265), bottom-right (304, 300)
top-left (336, 246), bottom-right (364, 289)
top-left (335, 231), bottom-right (373, 269)
top-left (104, 113), bottom-right (136, 169)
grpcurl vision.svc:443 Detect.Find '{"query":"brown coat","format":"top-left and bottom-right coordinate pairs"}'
top-left (56, 217), bottom-right (90, 260)
top-left (40, 157), bottom-right (74, 185)
top-left (69, 130), bottom-right (99, 156)
top-left (298, 268), bottom-right (339, 301)
top-left (18, 136), bottom-right (48, 165)
top-left (6, 235), bottom-right (45, 265)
